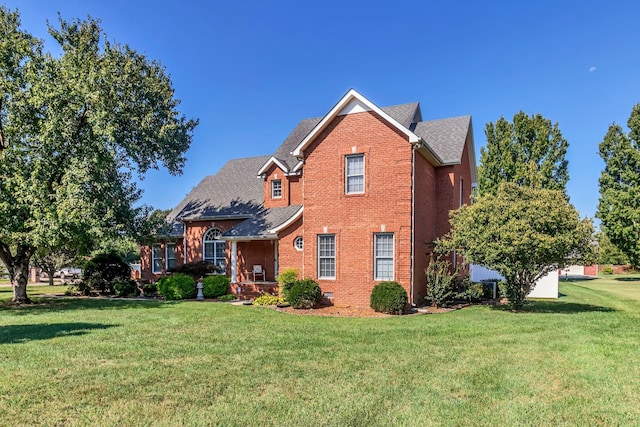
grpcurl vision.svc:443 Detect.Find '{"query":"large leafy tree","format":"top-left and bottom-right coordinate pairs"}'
top-left (597, 103), bottom-right (640, 268)
top-left (443, 183), bottom-right (594, 310)
top-left (0, 8), bottom-right (198, 303)
top-left (478, 111), bottom-right (569, 195)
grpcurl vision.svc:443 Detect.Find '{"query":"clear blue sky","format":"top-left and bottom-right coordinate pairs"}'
top-left (5, 0), bottom-right (640, 222)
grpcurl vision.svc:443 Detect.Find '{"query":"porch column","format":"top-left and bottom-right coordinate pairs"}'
top-left (231, 241), bottom-right (237, 283)
top-left (273, 240), bottom-right (279, 279)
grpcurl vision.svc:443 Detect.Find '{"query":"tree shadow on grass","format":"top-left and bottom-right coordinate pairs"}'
top-left (614, 277), bottom-right (640, 282)
top-left (0, 322), bottom-right (115, 344)
top-left (0, 297), bottom-right (165, 315)
top-left (491, 300), bottom-right (616, 314)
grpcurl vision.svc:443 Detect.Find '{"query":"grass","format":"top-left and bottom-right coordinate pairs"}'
top-left (1, 279), bottom-right (640, 426)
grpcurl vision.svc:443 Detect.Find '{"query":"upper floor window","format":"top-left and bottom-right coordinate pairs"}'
top-left (271, 179), bottom-right (282, 199)
top-left (203, 228), bottom-right (226, 273)
top-left (166, 243), bottom-right (176, 271)
top-left (346, 154), bottom-right (364, 194)
top-left (152, 245), bottom-right (162, 274)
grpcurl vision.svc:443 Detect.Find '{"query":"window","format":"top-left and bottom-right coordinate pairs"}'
top-left (203, 228), bottom-right (226, 272)
top-left (166, 243), bottom-right (176, 270)
top-left (345, 154), bottom-right (364, 194)
top-left (294, 236), bottom-right (303, 251)
top-left (374, 233), bottom-right (394, 280)
top-left (152, 245), bottom-right (162, 274)
top-left (318, 234), bottom-right (336, 279)
top-left (271, 179), bottom-right (282, 199)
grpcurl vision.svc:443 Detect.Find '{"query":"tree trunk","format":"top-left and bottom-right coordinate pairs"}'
top-left (47, 269), bottom-right (55, 286)
top-left (0, 243), bottom-right (34, 304)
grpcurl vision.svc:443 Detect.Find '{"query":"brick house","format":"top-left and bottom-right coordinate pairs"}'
top-left (140, 89), bottom-right (476, 306)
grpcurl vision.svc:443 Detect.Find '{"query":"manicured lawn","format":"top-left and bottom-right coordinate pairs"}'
top-left (1, 280), bottom-right (639, 426)
top-left (569, 274), bottom-right (640, 302)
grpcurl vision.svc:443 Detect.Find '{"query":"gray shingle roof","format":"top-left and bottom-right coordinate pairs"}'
top-left (223, 205), bottom-right (302, 239)
top-left (270, 117), bottom-right (322, 171)
top-left (413, 115), bottom-right (472, 164)
top-left (169, 155), bottom-right (271, 221)
top-left (381, 102), bottom-right (422, 128)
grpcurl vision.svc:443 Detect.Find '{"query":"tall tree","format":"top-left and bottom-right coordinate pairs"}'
top-left (597, 103), bottom-right (640, 268)
top-left (0, 8), bottom-right (198, 303)
top-left (442, 183), bottom-right (594, 310)
top-left (478, 111), bottom-right (569, 195)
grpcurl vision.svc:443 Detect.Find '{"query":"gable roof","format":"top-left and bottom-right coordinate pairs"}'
top-left (291, 89), bottom-right (422, 157)
top-left (169, 155), bottom-right (270, 221)
top-left (222, 205), bottom-right (302, 240)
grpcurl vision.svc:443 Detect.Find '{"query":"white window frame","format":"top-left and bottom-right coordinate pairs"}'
top-left (294, 236), bottom-right (303, 251)
top-left (374, 233), bottom-right (394, 281)
top-left (318, 234), bottom-right (336, 279)
top-left (166, 243), bottom-right (176, 271)
top-left (152, 245), bottom-right (163, 274)
top-left (203, 228), bottom-right (226, 273)
top-left (271, 179), bottom-right (282, 199)
top-left (345, 154), bottom-right (364, 194)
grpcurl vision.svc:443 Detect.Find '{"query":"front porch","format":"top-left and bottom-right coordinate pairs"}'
top-left (231, 280), bottom-right (279, 300)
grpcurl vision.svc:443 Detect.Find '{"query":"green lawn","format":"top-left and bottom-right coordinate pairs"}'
top-left (1, 280), bottom-right (639, 426)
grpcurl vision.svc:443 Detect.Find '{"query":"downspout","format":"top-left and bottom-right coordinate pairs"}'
top-left (410, 146), bottom-right (416, 306)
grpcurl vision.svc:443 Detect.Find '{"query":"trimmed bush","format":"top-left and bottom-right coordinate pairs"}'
top-left (82, 252), bottom-right (132, 294)
top-left (370, 281), bottom-right (408, 315)
top-left (169, 261), bottom-right (219, 279)
top-left (602, 266), bottom-right (614, 275)
top-left (285, 279), bottom-right (322, 309)
top-left (202, 275), bottom-right (230, 298)
top-left (276, 268), bottom-right (299, 297)
top-left (114, 281), bottom-right (139, 297)
top-left (157, 274), bottom-right (196, 300)
top-left (142, 282), bottom-right (157, 297)
top-left (253, 294), bottom-right (284, 306)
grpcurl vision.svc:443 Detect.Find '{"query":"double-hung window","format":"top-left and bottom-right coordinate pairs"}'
top-left (152, 245), bottom-right (163, 274)
top-left (166, 243), bottom-right (176, 271)
top-left (374, 233), bottom-right (394, 280)
top-left (345, 154), bottom-right (364, 194)
top-left (271, 179), bottom-right (282, 199)
top-left (318, 234), bottom-right (336, 279)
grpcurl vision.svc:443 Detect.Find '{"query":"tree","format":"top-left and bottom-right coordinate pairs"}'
top-left (442, 183), bottom-right (594, 310)
top-left (32, 246), bottom-right (80, 286)
top-left (0, 8), bottom-right (198, 303)
top-left (595, 231), bottom-right (629, 266)
top-left (478, 111), bottom-right (569, 195)
top-left (597, 103), bottom-right (640, 268)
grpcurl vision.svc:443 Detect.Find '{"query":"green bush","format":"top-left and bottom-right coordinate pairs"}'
top-left (276, 268), bottom-right (299, 297)
top-left (253, 294), bottom-right (284, 306)
top-left (142, 282), bottom-right (157, 297)
top-left (370, 281), bottom-right (408, 315)
top-left (425, 255), bottom-right (456, 307)
top-left (217, 294), bottom-right (236, 301)
top-left (114, 281), bottom-right (139, 297)
top-left (82, 252), bottom-right (132, 294)
top-left (202, 275), bottom-right (230, 298)
top-left (157, 274), bottom-right (196, 300)
top-left (169, 261), bottom-right (219, 278)
top-left (602, 266), bottom-right (614, 275)
top-left (285, 279), bottom-right (322, 309)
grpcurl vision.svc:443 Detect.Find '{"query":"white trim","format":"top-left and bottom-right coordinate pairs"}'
top-left (294, 236), bottom-right (303, 251)
top-left (292, 160), bottom-right (304, 172)
top-left (374, 233), bottom-right (394, 281)
top-left (345, 154), bottom-right (365, 194)
top-left (318, 234), bottom-right (336, 280)
top-left (271, 179), bottom-right (283, 199)
top-left (291, 89), bottom-right (420, 157)
top-left (269, 206), bottom-right (304, 234)
top-left (231, 241), bottom-right (237, 282)
top-left (257, 156), bottom-right (289, 176)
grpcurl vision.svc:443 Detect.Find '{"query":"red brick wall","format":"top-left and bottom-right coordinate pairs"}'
top-left (413, 152), bottom-right (437, 302)
top-left (277, 217), bottom-right (304, 278)
top-left (140, 239), bottom-right (184, 281)
top-left (236, 240), bottom-right (276, 282)
top-left (299, 111), bottom-right (414, 306)
top-left (263, 165), bottom-right (290, 209)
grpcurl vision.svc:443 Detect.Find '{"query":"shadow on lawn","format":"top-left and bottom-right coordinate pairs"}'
top-left (491, 300), bottom-right (616, 314)
top-left (0, 297), bottom-right (165, 315)
top-left (614, 277), bottom-right (640, 282)
top-left (0, 322), bottom-right (115, 344)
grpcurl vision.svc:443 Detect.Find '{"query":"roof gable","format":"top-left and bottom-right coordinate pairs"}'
top-left (291, 89), bottom-right (421, 157)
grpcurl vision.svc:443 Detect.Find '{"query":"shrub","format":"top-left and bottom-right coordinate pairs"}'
top-left (114, 281), bottom-right (139, 297)
top-left (276, 268), bottom-right (299, 298)
top-left (169, 261), bottom-right (219, 279)
top-left (370, 281), bottom-right (408, 315)
top-left (82, 252), bottom-right (131, 294)
top-left (253, 294), bottom-right (284, 306)
top-left (142, 282), bottom-right (157, 297)
top-left (217, 294), bottom-right (236, 301)
top-left (285, 279), bottom-right (322, 309)
top-left (425, 255), bottom-right (456, 307)
top-left (157, 274), bottom-right (196, 300)
top-left (202, 275), bottom-right (230, 298)
top-left (602, 266), bottom-right (614, 275)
